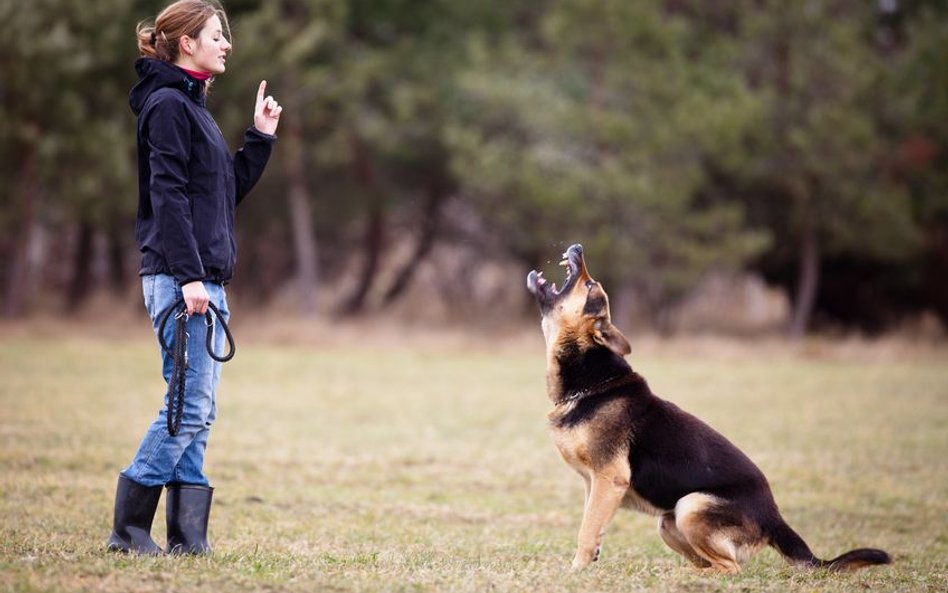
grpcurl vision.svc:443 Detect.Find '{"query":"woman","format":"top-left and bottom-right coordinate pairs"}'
top-left (107, 0), bottom-right (281, 555)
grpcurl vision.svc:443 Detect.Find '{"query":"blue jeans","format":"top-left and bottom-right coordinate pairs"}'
top-left (121, 274), bottom-right (230, 487)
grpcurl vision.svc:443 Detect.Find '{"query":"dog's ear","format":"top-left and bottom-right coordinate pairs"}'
top-left (593, 319), bottom-right (631, 357)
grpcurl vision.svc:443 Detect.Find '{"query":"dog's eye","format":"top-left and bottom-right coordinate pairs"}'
top-left (585, 280), bottom-right (595, 288)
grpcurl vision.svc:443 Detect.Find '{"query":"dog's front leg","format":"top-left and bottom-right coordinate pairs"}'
top-left (571, 469), bottom-right (629, 571)
top-left (581, 473), bottom-right (592, 513)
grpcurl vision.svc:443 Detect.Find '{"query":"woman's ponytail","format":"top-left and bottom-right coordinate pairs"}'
top-left (136, 21), bottom-right (158, 58)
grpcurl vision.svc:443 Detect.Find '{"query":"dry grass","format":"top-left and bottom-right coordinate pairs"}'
top-left (0, 321), bottom-right (946, 592)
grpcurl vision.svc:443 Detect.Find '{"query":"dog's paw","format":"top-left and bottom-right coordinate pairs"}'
top-left (570, 551), bottom-right (596, 571)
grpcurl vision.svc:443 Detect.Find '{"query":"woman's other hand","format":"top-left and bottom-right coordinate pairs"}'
top-left (253, 80), bottom-right (282, 135)
top-left (182, 281), bottom-right (210, 315)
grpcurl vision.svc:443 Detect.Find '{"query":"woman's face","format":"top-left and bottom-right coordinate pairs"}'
top-left (187, 14), bottom-right (231, 74)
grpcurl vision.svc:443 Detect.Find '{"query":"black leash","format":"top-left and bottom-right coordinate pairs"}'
top-left (155, 298), bottom-right (235, 436)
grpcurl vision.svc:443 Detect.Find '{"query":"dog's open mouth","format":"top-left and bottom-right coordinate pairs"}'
top-left (527, 244), bottom-right (586, 305)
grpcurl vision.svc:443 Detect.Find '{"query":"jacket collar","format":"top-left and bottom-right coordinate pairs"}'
top-left (130, 58), bottom-right (207, 114)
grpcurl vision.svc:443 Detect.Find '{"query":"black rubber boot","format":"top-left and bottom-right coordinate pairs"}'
top-left (106, 475), bottom-right (163, 555)
top-left (165, 484), bottom-right (214, 555)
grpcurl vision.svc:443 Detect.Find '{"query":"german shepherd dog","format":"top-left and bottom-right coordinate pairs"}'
top-left (526, 244), bottom-right (891, 573)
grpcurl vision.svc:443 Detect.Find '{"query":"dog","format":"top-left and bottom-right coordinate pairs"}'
top-left (526, 243), bottom-right (891, 573)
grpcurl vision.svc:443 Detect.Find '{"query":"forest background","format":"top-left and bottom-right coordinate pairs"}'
top-left (2, 0), bottom-right (947, 338)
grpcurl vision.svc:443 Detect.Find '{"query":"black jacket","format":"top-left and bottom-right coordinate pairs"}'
top-left (130, 58), bottom-right (275, 285)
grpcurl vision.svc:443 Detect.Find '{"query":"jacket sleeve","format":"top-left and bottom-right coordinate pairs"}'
top-left (233, 127), bottom-right (276, 205)
top-left (145, 96), bottom-right (206, 284)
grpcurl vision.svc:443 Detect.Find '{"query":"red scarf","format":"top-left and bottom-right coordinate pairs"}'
top-left (181, 67), bottom-right (211, 81)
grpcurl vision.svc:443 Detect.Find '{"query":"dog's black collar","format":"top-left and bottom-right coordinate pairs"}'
top-left (555, 374), bottom-right (633, 406)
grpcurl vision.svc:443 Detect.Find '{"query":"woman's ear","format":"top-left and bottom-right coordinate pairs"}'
top-left (593, 319), bottom-right (631, 357)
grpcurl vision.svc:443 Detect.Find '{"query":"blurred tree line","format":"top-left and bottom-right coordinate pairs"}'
top-left (1, 0), bottom-right (946, 335)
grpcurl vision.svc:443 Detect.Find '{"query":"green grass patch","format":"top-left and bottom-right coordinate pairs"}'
top-left (0, 332), bottom-right (946, 592)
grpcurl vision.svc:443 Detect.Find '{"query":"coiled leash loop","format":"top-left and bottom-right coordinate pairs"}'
top-left (155, 298), bottom-right (236, 436)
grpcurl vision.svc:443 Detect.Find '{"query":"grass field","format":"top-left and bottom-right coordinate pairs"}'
top-left (0, 323), bottom-right (946, 592)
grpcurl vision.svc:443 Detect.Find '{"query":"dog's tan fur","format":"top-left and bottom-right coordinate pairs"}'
top-left (528, 244), bottom-right (891, 573)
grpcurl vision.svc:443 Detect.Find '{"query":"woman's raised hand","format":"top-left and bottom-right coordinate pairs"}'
top-left (253, 80), bottom-right (282, 136)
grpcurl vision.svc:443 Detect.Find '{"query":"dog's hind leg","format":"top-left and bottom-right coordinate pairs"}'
top-left (571, 463), bottom-right (630, 571)
top-left (674, 493), bottom-right (756, 574)
top-left (658, 512), bottom-right (711, 568)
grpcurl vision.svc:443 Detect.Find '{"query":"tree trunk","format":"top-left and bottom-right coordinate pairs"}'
top-left (288, 178), bottom-right (319, 314)
top-left (655, 303), bottom-right (676, 337)
top-left (609, 279), bottom-right (638, 335)
top-left (789, 221), bottom-right (820, 338)
top-left (4, 232), bottom-right (30, 319)
top-left (339, 201), bottom-right (384, 315)
top-left (107, 220), bottom-right (129, 291)
top-left (66, 221), bottom-right (94, 313)
top-left (282, 83), bottom-right (319, 315)
top-left (4, 149), bottom-right (40, 319)
top-left (338, 131), bottom-right (385, 316)
top-left (381, 183), bottom-right (445, 306)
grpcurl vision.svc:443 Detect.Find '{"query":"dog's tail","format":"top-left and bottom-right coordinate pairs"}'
top-left (767, 519), bottom-right (891, 572)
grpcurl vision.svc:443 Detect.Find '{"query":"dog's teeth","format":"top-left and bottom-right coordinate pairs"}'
top-left (559, 259), bottom-right (568, 267)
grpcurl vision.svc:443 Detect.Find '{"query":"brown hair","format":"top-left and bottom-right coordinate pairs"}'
top-left (136, 0), bottom-right (231, 62)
